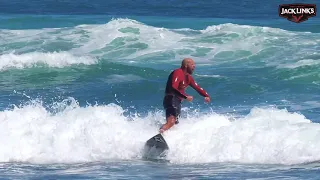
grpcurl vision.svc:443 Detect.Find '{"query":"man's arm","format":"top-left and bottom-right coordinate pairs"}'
top-left (189, 76), bottom-right (210, 97)
top-left (171, 70), bottom-right (188, 99)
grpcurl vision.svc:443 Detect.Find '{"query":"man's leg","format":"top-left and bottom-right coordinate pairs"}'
top-left (160, 95), bottom-right (181, 133)
top-left (159, 114), bottom-right (176, 133)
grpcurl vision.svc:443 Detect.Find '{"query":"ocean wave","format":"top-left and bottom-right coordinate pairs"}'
top-left (277, 59), bottom-right (320, 69)
top-left (0, 18), bottom-right (319, 85)
top-left (1, 18), bottom-right (319, 68)
top-left (0, 98), bottom-right (319, 165)
top-left (105, 74), bottom-right (145, 84)
top-left (0, 52), bottom-right (97, 71)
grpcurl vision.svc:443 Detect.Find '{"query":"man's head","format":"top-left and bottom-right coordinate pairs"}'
top-left (181, 58), bottom-right (195, 74)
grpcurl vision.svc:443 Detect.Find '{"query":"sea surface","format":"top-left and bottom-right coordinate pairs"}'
top-left (0, 0), bottom-right (320, 179)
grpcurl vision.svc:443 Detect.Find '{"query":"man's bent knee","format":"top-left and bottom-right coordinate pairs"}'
top-left (167, 115), bottom-right (176, 125)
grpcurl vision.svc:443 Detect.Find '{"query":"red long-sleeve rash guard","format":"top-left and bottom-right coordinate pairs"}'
top-left (165, 68), bottom-right (209, 100)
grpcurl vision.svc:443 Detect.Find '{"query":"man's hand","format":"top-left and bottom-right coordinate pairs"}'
top-left (186, 96), bottom-right (193, 102)
top-left (204, 96), bottom-right (210, 103)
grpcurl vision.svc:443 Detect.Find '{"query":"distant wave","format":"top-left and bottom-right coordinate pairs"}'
top-left (195, 74), bottom-right (222, 78)
top-left (0, 52), bottom-right (97, 71)
top-left (277, 59), bottom-right (320, 69)
top-left (105, 74), bottom-right (145, 83)
top-left (0, 18), bottom-right (318, 85)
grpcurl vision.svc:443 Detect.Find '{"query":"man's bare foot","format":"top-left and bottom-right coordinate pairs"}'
top-left (159, 128), bottom-right (165, 134)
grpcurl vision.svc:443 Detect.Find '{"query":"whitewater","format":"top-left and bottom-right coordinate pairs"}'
top-left (0, 97), bottom-right (319, 165)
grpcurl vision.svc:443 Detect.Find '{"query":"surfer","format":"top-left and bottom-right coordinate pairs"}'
top-left (159, 58), bottom-right (211, 133)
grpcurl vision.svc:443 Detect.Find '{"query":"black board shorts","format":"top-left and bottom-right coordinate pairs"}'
top-left (163, 95), bottom-right (181, 122)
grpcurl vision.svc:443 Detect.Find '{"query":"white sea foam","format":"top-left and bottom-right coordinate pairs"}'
top-left (0, 98), bottom-right (319, 165)
top-left (0, 52), bottom-right (97, 71)
top-left (0, 98), bottom-right (157, 163)
top-left (166, 107), bottom-right (320, 165)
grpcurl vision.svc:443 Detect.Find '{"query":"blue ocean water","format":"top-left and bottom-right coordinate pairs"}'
top-left (0, 0), bottom-right (320, 179)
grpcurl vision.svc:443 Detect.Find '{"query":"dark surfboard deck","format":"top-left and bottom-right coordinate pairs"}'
top-left (143, 134), bottom-right (169, 159)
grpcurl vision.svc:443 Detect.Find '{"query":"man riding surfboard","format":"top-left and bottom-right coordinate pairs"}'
top-left (159, 58), bottom-right (211, 133)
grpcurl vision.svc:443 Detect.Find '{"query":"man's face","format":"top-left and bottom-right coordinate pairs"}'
top-left (187, 61), bottom-right (195, 74)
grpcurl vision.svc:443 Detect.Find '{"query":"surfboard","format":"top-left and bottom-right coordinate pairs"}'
top-left (143, 133), bottom-right (169, 159)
